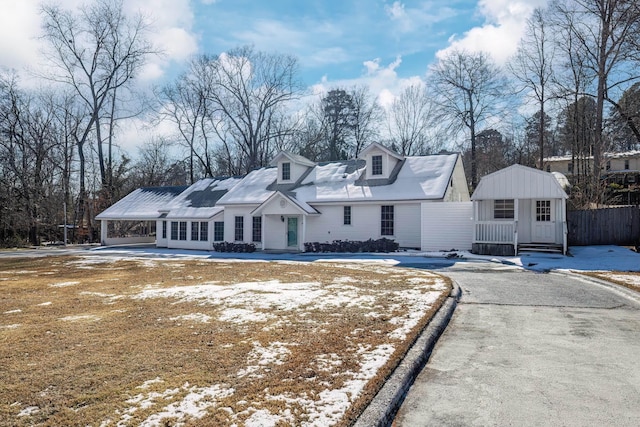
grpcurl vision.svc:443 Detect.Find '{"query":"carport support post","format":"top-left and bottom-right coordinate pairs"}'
top-left (514, 199), bottom-right (519, 255)
top-left (101, 220), bottom-right (108, 246)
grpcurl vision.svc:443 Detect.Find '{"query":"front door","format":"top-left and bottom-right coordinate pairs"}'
top-left (287, 217), bottom-right (298, 247)
top-left (532, 200), bottom-right (555, 243)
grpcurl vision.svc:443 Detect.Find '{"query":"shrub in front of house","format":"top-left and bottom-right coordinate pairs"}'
top-left (212, 242), bottom-right (256, 253)
top-left (304, 238), bottom-right (399, 253)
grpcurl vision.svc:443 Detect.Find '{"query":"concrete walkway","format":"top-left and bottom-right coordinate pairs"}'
top-left (394, 269), bottom-right (640, 426)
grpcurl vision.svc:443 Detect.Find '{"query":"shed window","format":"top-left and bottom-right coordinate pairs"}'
top-left (235, 216), bottom-right (244, 241)
top-left (536, 200), bottom-right (551, 222)
top-left (494, 199), bottom-right (514, 219)
top-left (372, 155), bottom-right (383, 176)
top-left (381, 205), bottom-right (394, 236)
top-left (282, 162), bottom-right (291, 181)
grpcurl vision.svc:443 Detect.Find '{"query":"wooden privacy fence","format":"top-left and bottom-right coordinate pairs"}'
top-left (567, 206), bottom-right (640, 246)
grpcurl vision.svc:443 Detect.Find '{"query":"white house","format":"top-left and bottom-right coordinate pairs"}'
top-left (97, 143), bottom-right (471, 251)
top-left (471, 164), bottom-right (569, 256)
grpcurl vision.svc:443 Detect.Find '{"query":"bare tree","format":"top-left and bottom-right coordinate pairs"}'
top-left (553, 0), bottom-right (640, 198)
top-left (509, 7), bottom-right (557, 170)
top-left (350, 86), bottom-right (383, 157)
top-left (40, 0), bottom-right (154, 206)
top-left (207, 46), bottom-right (303, 173)
top-left (429, 49), bottom-right (507, 188)
top-left (387, 84), bottom-right (435, 156)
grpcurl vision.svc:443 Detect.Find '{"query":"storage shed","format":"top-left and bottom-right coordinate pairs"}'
top-left (471, 164), bottom-right (568, 256)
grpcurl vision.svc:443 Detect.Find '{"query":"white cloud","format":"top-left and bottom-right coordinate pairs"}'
top-left (436, 0), bottom-right (549, 65)
top-left (0, 0), bottom-right (198, 83)
top-left (385, 1), bottom-right (406, 20)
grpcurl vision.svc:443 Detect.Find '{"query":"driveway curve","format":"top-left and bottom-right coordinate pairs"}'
top-left (394, 268), bottom-right (640, 427)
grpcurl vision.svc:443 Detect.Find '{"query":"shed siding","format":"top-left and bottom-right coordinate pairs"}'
top-left (472, 165), bottom-right (567, 200)
top-left (421, 202), bottom-right (473, 251)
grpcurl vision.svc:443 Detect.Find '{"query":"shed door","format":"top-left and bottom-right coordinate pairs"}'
top-left (531, 200), bottom-right (555, 243)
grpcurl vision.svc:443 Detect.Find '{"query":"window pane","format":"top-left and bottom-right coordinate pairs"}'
top-left (494, 199), bottom-right (514, 219)
top-left (536, 200), bottom-right (551, 222)
top-left (282, 162), bottom-right (291, 180)
top-left (171, 222), bottom-right (178, 240)
top-left (214, 222), bottom-right (224, 241)
top-left (381, 205), bottom-right (394, 236)
top-left (200, 222), bottom-right (208, 241)
top-left (179, 221), bottom-right (187, 240)
top-left (162, 221), bottom-right (167, 239)
top-left (235, 216), bottom-right (244, 241)
top-left (191, 222), bottom-right (199, 241)
top-left (252, 217), bottom-right (262, 242)
top-left (344, 206), bottom-right (351, 225)
top-left (372, 155), bottom-right (383, 175)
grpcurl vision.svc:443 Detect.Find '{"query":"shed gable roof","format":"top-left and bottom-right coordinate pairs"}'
top-left (471, 164), bottom-right (568, 200)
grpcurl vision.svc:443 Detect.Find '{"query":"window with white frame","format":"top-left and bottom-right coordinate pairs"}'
top-left (235, 216), bottom-right (244, 241)
top-left (252, 217), bottom-right (262, 242)
top-left (381, 205), bottom-right (394, 235)
top-left (343, 206), bottom-right (351, 225)
top-left (494, 199), bottom-right (514, 219)
top-left (179, 221), bottom-right (187, 240)
top-left (214, 221), bottom-right (224, 241)
top-left (372, 155), bottom-right (383, 175)
top-left (536, 200), bottom-right (551, 222)
top-left (282, 162), bottom-right (291, 180)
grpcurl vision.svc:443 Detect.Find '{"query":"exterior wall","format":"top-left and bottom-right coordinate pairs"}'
top-left (156, 220), bottom-right (168, 247)
top-left (421, 202), bottom-right (473, 251)
top-left (165, 219), bottom-right (212, 251)
top-left (102, 236), bottom-right (156, 246)
top-left (305, 202), bottom-right (422, 249)
top-left (363, 149), bottom-right (401, 180)
top-left (222, 206), bottom-right (262, 248)
top-left (276, 159), bottom-right (309, 184)
top-left (444, 156), bottom-right (471, 202)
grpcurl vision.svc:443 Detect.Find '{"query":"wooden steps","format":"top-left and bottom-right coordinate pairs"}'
top-left (518, 243), bottom-right (564, 254)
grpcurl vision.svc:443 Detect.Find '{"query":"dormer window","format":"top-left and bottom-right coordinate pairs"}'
top-left (282, 162), bottom-right (291, 181)
top-left (372, 155), bottom-right (383, 176)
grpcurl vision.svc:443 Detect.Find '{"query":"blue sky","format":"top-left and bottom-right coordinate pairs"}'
top-left (1, 0), bottom-right (548, 149)
top-left (188, 0), bottom-right (480, 85)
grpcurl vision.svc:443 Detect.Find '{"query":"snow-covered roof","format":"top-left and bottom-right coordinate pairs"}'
top-left (472, 164), bottom-right (568, 200)
top-left (293, 154), bottom-right (459, 203)
top-left (544, 150), bottom-right (640, 162)
top-left (164, 177), bottom-right (241, 219)
top-left (358, 142), bottom-right (404, 160)
top-left (96, 186), bottom-right (189, 220)
top-left (270, 151), bottom-right (316, 167)
top-left (217, 167), bottom-right (278, 205)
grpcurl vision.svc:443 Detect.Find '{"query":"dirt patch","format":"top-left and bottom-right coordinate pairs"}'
top-left (0, 256), bottom-right (450, 426)
top-left (582, 271), bottom-right (640, 293)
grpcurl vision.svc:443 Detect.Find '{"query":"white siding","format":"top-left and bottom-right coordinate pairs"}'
top-left (156, 220), bottom-right (168, 247)
top-left (304, 203), bottom-right (421, 248)
top-left (472, 165), bottom-right (567, 200)
top-left (222, 206), bottom-right (257, 244)
top-left (421, 202), bottom-right (473, 251)
top-left (444, 156), bottom-right (471, 202)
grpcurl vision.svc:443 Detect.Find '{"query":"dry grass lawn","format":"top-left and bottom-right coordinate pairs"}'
top-left (581, 270), bottom-right (640, 293)
top-left (0, 255), bottom-right (450, 427)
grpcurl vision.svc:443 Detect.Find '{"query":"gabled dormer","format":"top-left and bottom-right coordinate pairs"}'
top-left (270, 151), bottom-right (316, 185)
top-left (359, 143), bottom-right (404, 180)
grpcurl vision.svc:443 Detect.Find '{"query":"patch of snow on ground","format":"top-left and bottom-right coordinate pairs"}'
top-left (3, 309), bottom-right (22, 314)
top-left (135, 384), bottom-right (235, 427)
top-left (244, 408), bottom-right (285, 427)
top-left (169, 313), bottom-right (212, 323)
top-left (37, 301), bottom-right (52, 306)
top-left (218, 308), bottom-right (273, 324)
top-left (598, 273), bottom-right (640, 287)
top-left (237, 341), bottom-right (293, 379)
top-left (60, 314), bottom-right (101, 322)
top-left (387, 288), bottom-right (441, 340)
top-left (1, 324), bottom-right (21, 329)
top-left (50, 281), bottom-right (80, 287)
top-left (17, 406), bottom-right (39, 417)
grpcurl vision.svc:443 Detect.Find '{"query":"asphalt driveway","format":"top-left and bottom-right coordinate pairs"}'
top-left (394, 268), bottom-right (640, 426)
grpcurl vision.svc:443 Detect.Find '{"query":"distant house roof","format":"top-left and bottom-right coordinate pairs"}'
top-left (471, 164), bottom-right (568, 200)
top-left (96, 186), bottom-right (189, 220)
